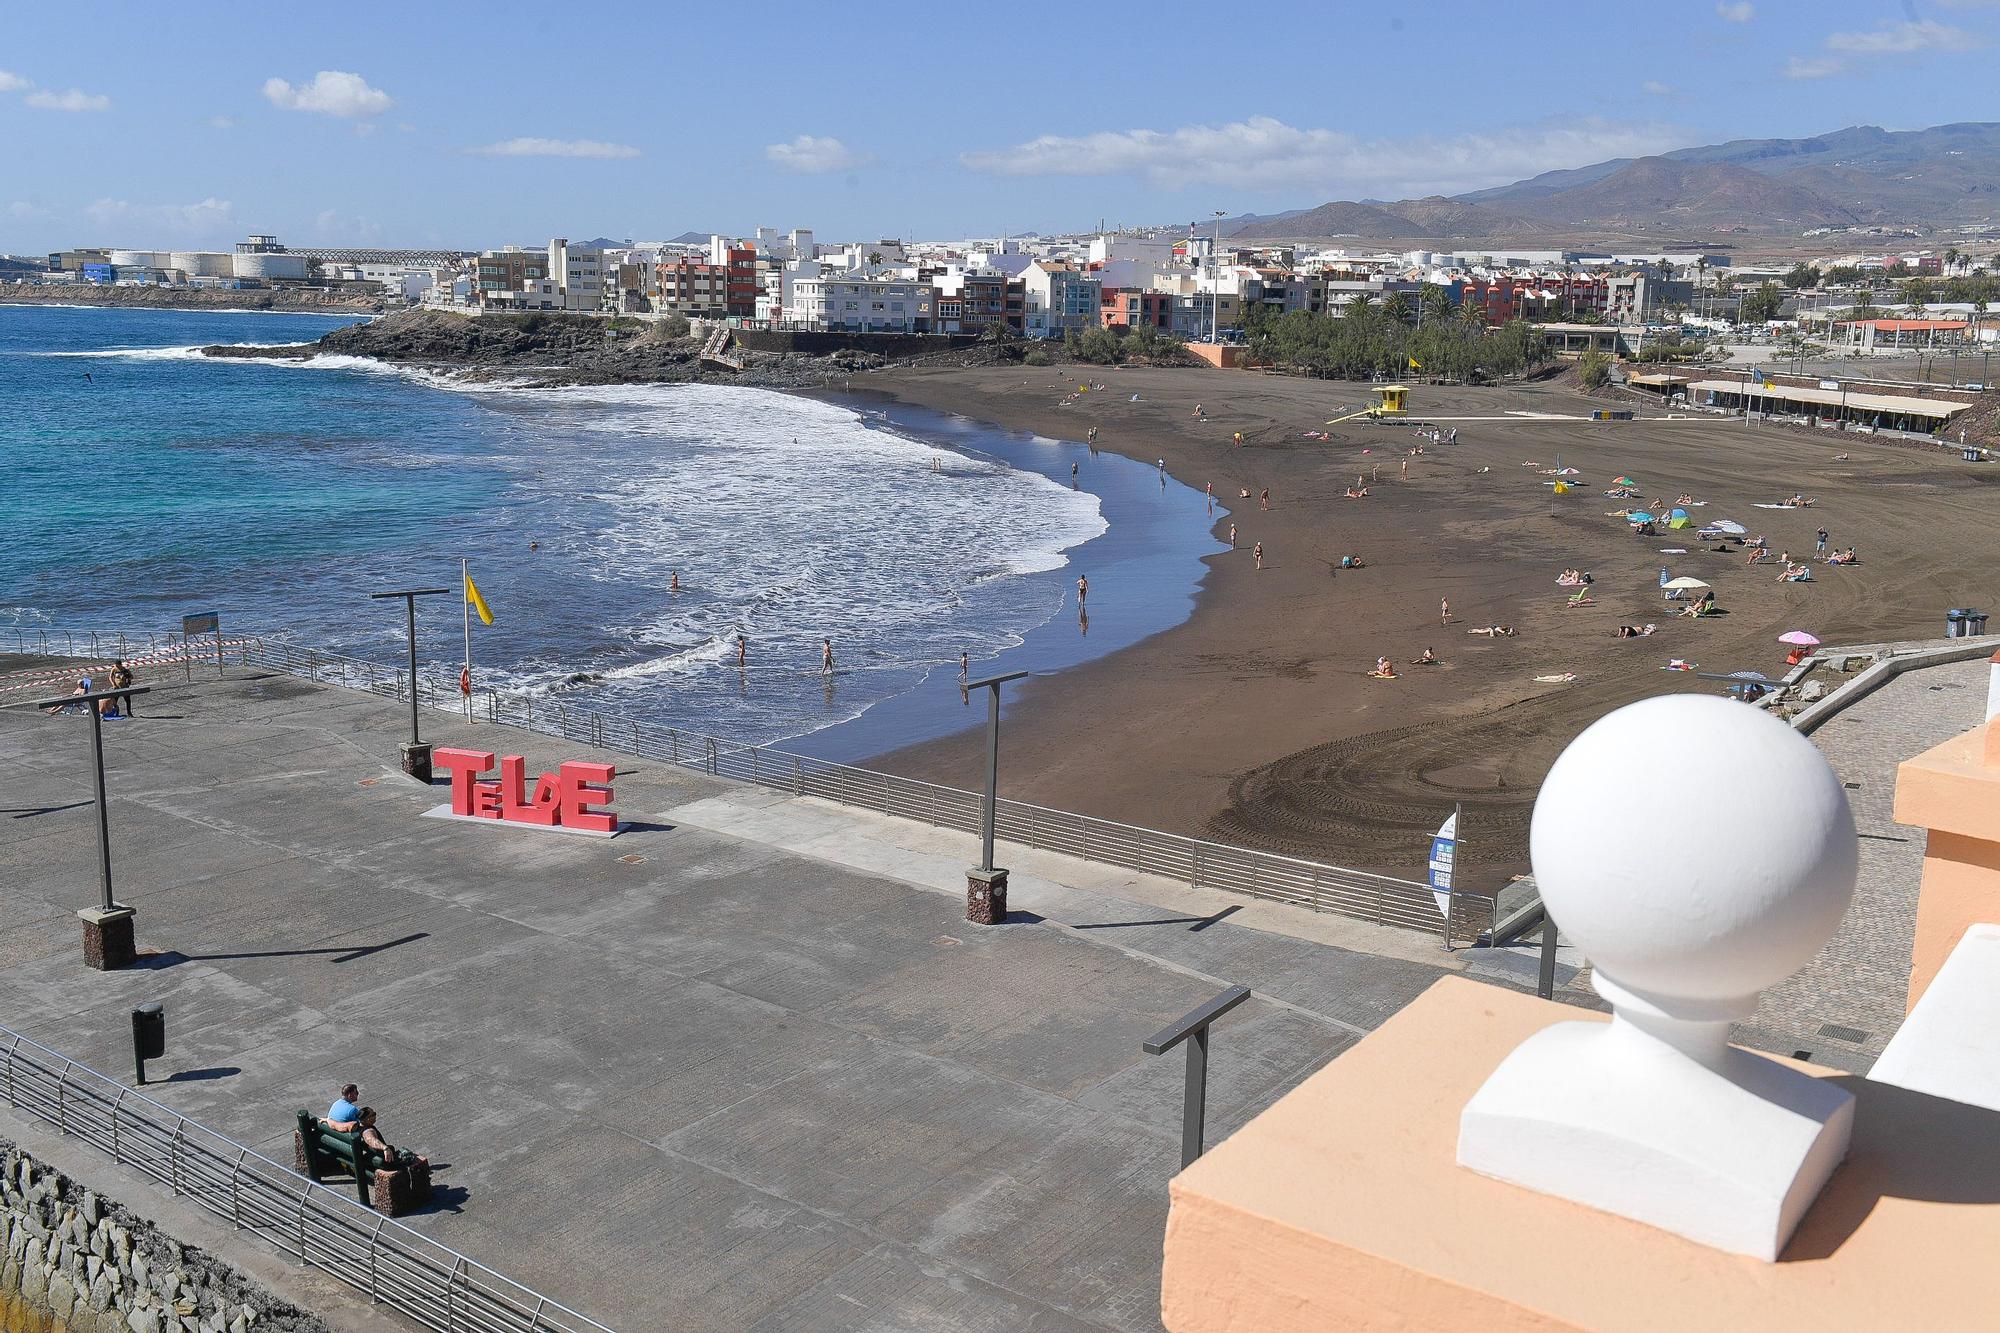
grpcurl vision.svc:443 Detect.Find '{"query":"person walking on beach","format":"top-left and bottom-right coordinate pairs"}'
top-left (1076, 573), bottom-right (1088, 606)
top-left (108, 661), bottom-right (134, 715)
top-left (1816, 527), bottom-right (1829, 554)
top-left (1440, 597), bottom-right (1451, 627)
top-left (1259, 488), bottom-right (1270, 510)
top-left (822, 639), bottom-right (834, 676)
top-left (1228, 522), bottom-right (1237, 548)
top-left (1400, 458), bottom-right (1408, 479)
top-left (1253, 542), bottom-right (1264, 570)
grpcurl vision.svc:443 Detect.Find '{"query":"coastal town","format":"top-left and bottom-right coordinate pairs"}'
top-left (13, 9), bottom-right (2000, 1332)
top-left (13, 223), bottom-right (2000, 360)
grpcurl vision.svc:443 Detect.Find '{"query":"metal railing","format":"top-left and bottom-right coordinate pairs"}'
top-left (1143, 986), bottom-right (1252, 1168)
top-left (7, 626), bottom-right (1480, 937)
top-left (0, 1026), bottom-right (612, 1333)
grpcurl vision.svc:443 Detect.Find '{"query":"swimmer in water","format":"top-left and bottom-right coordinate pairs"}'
top-left (737, 633), bottom-right (747, 668)
top-left (670, 571), bottom-right (681, 592)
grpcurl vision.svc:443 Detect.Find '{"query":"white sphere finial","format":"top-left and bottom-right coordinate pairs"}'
top-left (1461, 694), bottom-right (1862, 1261)
top-left (1529, 694), bottom-right (1856, 1018)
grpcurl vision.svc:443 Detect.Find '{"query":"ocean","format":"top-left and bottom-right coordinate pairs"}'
top-left (0, 305), bottom-right (1222, 759)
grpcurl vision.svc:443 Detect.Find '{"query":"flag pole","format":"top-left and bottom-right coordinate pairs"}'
top-left (461, 558), bottom-right (472, 723)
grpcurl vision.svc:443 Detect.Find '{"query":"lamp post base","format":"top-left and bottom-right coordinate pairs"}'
top-left (79, 905), bottom-right (136, 971)
top-left (966, 867), bottom-right (1009, 925)
top-left (400, 742), bottom-right (434, 783)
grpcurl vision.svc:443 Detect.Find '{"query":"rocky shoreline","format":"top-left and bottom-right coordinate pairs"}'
top-left (199, 309), bottom-right (914, 388)
top-left (3, 283), bottom-right (384, 315)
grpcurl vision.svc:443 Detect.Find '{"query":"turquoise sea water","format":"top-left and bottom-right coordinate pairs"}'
top-left (0, 305), bottom-right (1220, 756)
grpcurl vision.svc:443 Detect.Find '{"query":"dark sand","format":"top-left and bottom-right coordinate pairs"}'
top-left (848, 364), bottom-right (2000, 883)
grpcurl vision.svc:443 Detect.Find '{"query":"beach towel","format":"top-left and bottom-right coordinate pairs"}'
top-left (1663, 660), bottom-right (1696, 671)
top-left (1533, 673), bottom-right (1578, 683)
top-left (1659, 548), bottom-right (1688, 554)
top-left (1752, 503), bottom-right (1790, 510)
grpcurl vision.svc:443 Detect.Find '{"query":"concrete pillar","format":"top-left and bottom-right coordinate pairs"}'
top-left (78, 905), bottom-right (135, 970)
top-left (400, 742), bottom-right (433, 783)
top-left (966, 867), bottom-right (1008, 925)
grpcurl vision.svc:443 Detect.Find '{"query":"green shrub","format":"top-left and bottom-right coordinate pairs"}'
top-left (1023, 347), bottom-right (1053, 366)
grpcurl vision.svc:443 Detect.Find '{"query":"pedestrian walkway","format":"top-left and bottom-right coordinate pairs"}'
top-left (1747, 656), bottom-right (1989, 1069)
top-left (0, 662), bottom-right (1462, 1332)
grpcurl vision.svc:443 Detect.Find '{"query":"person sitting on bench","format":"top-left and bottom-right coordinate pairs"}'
top-left (356, 1107), bottom-right (428, 1172)
top-left (327, 1083), bottom-right (361, 1132)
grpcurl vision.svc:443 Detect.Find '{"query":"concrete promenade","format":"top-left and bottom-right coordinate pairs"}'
top-left (0, 659), bottom-right (1460, 1331)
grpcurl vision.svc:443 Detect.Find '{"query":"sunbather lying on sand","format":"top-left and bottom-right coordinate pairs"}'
top-left (1467, 625), bottom-right (1516, 637)
top-left (1616, 624), bottom-right (1658, 638)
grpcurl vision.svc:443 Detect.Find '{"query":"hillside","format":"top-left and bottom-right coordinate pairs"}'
top-left (1501, 158), bottom-right (1859, 231)
top-left (1231, 120), bottom-right (2000, 240)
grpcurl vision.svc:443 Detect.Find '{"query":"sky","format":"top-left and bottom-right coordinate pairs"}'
top-left (3, 0), bottom-right (1998, 254)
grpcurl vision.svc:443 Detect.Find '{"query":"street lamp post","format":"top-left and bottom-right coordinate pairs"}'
top-left (14, 684), bottom-right (151, 968)
top-left (371, 587), bottom-right (452, 781)
top-left (964, 670), bottom-right (1028, 924)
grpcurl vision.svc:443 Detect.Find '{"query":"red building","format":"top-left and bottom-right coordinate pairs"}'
top-left (1099, 288), bottom-right (1172, 329)
top-left (655, 244), bottom-right (760, 319)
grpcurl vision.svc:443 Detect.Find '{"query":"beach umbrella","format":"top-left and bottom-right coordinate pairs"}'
top-left (1555, 467), bottom-right (1581, 476)
top-left (1728, 670), bottom-right (1771, 681)
top-left (1779, 631), bottom-right (1820, 646)
top-left (1669, 507), bottom-right (1689, 520)
top-left (1710, 519), bottom-right (1747, 535)
top-left (1613, 475), bottom-right (1637, 487)
top-left (1627, 511), bottom-right (1655, 523)
top-left (1663, 576), bottom-right (1710, 590)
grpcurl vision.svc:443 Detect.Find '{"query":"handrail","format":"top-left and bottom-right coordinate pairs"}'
top-left (0, 1023), bottom-right (613, 1332)
top-left (1143, 986), bottom-right (1253, 1167)
top-left (7, 624), bottom-right (1476, 937)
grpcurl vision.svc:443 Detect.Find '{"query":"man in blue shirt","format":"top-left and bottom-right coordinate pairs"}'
top-left (327, 1083), bottom-right (360, 1131)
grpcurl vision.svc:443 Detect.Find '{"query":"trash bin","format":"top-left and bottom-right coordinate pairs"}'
top-left (1946, 609), bottom-right (1987, 638)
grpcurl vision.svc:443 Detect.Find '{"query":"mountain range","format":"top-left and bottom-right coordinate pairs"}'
top-left (1227, 122), bottom-right (2000, 242)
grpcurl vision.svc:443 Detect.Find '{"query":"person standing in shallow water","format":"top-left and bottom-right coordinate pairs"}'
top-left (822, 639), bottom-right (834, 676)
top-left (737, 634), bottom-right (747, 669)
top-left (1076, 573), bottom-right (1088, 606)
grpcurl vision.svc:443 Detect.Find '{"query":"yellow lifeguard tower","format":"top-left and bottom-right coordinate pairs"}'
top-left (1325, 384), bottom-right (1411, 425)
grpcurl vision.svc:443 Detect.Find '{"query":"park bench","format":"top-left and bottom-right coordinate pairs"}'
top-left (293, 1110), bottom-right (431, 1216)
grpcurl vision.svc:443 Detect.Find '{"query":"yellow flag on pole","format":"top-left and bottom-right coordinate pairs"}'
top-left (1408, 356), bottom-right (1422, 370)
top-left (465, 570), bottom-right (494, 625)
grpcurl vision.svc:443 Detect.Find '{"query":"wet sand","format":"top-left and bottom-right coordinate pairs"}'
top-left (848, 363), bottom-right (2000, 884)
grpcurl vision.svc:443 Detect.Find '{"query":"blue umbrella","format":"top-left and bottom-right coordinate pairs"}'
top-left (1627, 511), bottom-right (1655, 523)
top-left (1669, 507), bottom-right (1689, 520)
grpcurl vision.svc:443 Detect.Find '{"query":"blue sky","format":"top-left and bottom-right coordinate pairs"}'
top-left (3, 0), bottom-right (1997, 253)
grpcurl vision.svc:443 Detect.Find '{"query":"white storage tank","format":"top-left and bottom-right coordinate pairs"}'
top-left (170, 251), bottom-right (234, 278)
top-left (108, 250), bottom-right (169, 269)
top-left (232, 251), bottom-right (309, 281)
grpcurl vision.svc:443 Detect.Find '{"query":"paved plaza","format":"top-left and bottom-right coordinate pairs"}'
top-left (1745, 655), bottom-right (1991, 1067)
top-left (0, 659), bottom-right (1457, 1332)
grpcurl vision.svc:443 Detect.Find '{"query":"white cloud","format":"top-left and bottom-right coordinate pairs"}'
top-left (1642, 80), bottom-right (1674, 96)
top-left (262, 70), bottom-right (391, 118)
top-left (961, 116), bottom-right (1690, 198)
top-left (0, 71), bottom-right (28, 93)
top-left (206, 115), bottom-right (234, 129)
top-left (9, 201), bottom-right (47, 219)
top-left (1824, 18), bottom-right (1984, 53)
top-left (25, 88), bottom-right (110, 112)
top-left (1783, 55), bottom-right (1847, 79)
top-left (84, 197), bottom-right (235, 236)
top-left (471, 136), bottom-right (641, 159)
top-left (764, 134), bottom-right (873, 174)
top-left (1716, 2), bottom-right (1754, 21)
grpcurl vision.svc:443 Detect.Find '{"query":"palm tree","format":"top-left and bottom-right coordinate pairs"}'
top-left (1696, 257), bottom-right (1708, 322)
top-left (1381, 291), bottom-right (1411, 324)
top-left (1418, 282), bottom-right (1450, 325)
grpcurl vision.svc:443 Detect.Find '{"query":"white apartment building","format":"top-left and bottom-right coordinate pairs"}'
top-left (782, 261), bottom-right (932, 332)
top-left (1018, 262), bottom-right (1101, 339)
top-left (547, 238), bottom-right (604, 312)
top-left (1087, 233), bottom-right (1178, 266)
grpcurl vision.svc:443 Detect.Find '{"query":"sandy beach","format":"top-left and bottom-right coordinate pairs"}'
top-left (847, 363), bottom-right (2000, 885)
